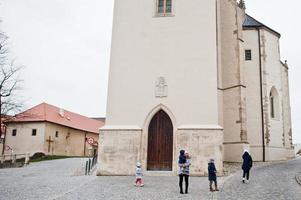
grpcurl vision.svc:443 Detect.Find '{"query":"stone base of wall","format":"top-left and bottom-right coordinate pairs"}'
top-left (97, 128), bottom-right (142, 176)
top-left (249, 146), bottom-right (264, 162)
top-left (223, 143), bottom-right (250, 162)
top-left (265, 146), bottom-right (292, 161)
top-left (286, 148), bottom-right (296, 159)
top-left (97, 126), bottom-right (223, 176)
top-left (250, 146), bottom-right (296, 161)
top-left (225, 144), bottom-right (296, 162)
top-left (176, 128), bottom-right (223, 176)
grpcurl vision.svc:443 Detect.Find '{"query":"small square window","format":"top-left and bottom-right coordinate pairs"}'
top-left (245, 50), bottom-right (252, 61)
top-left (157, 0), bottom-right (172, 15)
top-left (166, 0), bottom-right (172, 13)
top-left (55, 131), bottom-right (59, 138)
top-left (158, 0), bottom-right (164, 13)
top-left (32, 129), bottom-right (37, 136)
top-left (12, 129), bottom-right (17, 136)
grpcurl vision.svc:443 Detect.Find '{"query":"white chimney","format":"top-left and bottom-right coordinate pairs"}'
top-left (59, 108), bottom-right (64, 117)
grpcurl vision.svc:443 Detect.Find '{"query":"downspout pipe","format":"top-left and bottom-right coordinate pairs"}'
top-left (257, 28), bottom-right (266, 162)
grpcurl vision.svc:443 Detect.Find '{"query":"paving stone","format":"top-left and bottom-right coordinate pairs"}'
top-left (217, 158), bottom-right (301, 200)
top-left (1, 158), bottom-right (300, 200)
top-left (296, 173), bottom-right (301, 185)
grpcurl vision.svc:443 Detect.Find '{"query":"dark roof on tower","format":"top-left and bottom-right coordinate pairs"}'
top-left (243, 14), bottom-right (281, 38)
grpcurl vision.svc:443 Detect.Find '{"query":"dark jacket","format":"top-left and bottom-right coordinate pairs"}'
top-left (242, 152), bottom-right (253, 171)
top-left (208, 163), bottom-right (217, 181)
top-left (178, 150), bottom-right (186, 164)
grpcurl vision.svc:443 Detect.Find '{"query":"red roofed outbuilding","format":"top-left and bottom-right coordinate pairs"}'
top-left (3, 103), bottom-right (105, 156)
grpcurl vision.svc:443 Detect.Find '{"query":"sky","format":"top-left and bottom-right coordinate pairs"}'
top-left (0, 0), bottom-right (300, 143)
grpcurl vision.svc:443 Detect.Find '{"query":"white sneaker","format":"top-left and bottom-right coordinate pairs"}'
top-left (246, 180), bottom-right (249, 184)
top-left (242, 178), bottom-right (245, 183)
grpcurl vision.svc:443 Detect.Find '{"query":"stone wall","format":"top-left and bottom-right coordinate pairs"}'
top-left (218, 0), bottom-right (248, 162)
top-left (176, 128), bottom-right (223, 176)
top-left (97, 128), bottom-right (142, 176)
top-left (243, 21), bottom-right (294, 161)
top-left (97, 127), bottom-right (223, 176)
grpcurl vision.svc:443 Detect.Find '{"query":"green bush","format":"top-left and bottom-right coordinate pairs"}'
top-left (30, 155), bottom-right (72, 163)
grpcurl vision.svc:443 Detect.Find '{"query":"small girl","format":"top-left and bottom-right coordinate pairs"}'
top-left (208, 158), bottom-right (219, 192)
top-left (135, 162), bottom-right (144, 187)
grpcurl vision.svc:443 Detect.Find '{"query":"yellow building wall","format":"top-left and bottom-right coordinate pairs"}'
top-left (4, 122), bottom-right (99, 157)
top-left (45, 122), bottom-right (99, 156)
top-left (5, 122), bottom-right (45, 155)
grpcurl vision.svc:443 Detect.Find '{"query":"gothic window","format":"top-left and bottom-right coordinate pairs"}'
top-left (270, 87), bottom-right (279, 119)
top-left (157, 0), bottom-right (172, 15)
top-left (270, 93), bottom-right (275, 118)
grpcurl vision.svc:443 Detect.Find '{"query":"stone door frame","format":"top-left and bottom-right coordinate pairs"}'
top-left (141, 104), bottom-right (178, 174)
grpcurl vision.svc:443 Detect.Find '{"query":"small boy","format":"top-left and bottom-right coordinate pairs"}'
top-left (208, 158), bottom-right (219, 192)
top-left (135, 162), bottom-right (144, 187)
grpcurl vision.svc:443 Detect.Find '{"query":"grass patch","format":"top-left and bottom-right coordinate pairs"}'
top-left (30, 155), bottom-right (76, 163)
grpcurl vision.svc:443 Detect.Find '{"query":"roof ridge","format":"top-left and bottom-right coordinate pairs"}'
top-left (243, 14), bottom-right (281, 37)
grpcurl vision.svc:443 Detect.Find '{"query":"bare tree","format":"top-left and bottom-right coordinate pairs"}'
top-left (0, 30), bottom-right (24, 154)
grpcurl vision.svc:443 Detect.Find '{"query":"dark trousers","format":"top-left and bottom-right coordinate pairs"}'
top-left (179, 174), bottom-right (189, 193)
top-left (243, 170), bottom-right (250, 180)
top-left (209, 180), bottom-right (218, 189)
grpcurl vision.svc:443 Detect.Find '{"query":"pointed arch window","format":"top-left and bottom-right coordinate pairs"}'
top-left (270, 92), bottom-right (275, 118)
top-left (270, 87), bottom-right (279, 119)
top-left (157, 0), bottom-right (172, 15)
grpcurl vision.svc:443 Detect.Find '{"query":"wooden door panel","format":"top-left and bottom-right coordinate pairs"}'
top-left (147, 110), bottom-right (173, 171)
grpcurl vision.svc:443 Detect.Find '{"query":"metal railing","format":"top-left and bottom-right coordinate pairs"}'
top-left (85, 155), bottom-right (97, 175)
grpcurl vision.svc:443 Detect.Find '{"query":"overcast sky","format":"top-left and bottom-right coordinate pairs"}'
top-left (0, 0), bottom-right (300, 143)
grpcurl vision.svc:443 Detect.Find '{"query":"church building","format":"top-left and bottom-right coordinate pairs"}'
top-left (98, 0), bottom-right (294, 176)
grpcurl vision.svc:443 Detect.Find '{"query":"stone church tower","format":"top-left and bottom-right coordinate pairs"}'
top-left (98, 0), bottom-right (294, 176)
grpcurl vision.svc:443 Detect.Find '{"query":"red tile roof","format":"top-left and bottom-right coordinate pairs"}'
top-left (6, 103), bottom-right (104, 134)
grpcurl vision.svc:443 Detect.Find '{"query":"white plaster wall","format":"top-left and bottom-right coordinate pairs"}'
top-left (281, 66), bottom-right (293, 151)
top-left (5, 122), bottom-right (45, 155)
top-left (243, 30), bottom-right (264, 152)
top-left (106, 0), bottom-right (219, 128)
top-left (218, 0), bottom-right (247, 147)
top-left (262, 30), bottom-right (284, 149)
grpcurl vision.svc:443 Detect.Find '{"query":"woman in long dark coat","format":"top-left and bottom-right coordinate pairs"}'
top-left (178, 150), bottom-right (191, 194)
top-left (242, 149), bottom-right (253, 183)
top-left (208, 158), bottom-right (219, 192)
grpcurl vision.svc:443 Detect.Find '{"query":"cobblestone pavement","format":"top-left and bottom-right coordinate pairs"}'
top-left (0, 158), bottom-right (94, 200)
top-left (55, 176), bottom-right (221, 200)
top-left (217, 158), bottom-right (301, 200)
top-left (1, 158), bottom-right (300, 200)
top-left (296, 173), bottom-right (301, 185)
top-left (0, 158), bottom-right (221, 200)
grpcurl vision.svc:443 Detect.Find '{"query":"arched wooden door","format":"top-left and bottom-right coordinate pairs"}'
top-left (147, 110), bottom-right (173, 171)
